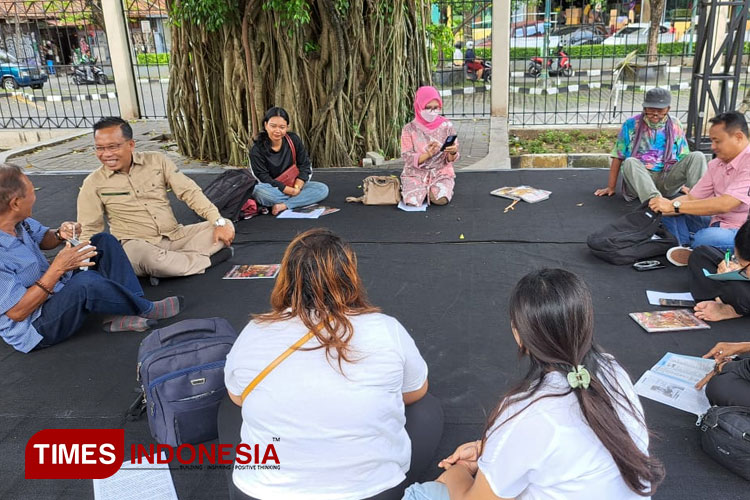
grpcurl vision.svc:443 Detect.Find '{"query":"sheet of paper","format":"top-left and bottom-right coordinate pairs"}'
top-left (397, 201), bottom-right (427, 212)
top-left (276, 207), bottom-right (325, 219)
top-left (646, 290), bottom-right (694, 306)
top-left (650, 352), bottom-right (714, 385)
top-left (93, 453), bottom-right (178, 500)
top-left (634, 369), bottom-right (711, 416)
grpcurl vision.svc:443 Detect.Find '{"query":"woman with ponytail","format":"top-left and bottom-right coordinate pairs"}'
top-left (404, 268), bottom-right (664, 500)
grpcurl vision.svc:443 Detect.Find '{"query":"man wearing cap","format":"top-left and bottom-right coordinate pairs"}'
top-left (650, 111), bottom-right (750, 265)
top-left (595, 87), bottom-right (707, 203)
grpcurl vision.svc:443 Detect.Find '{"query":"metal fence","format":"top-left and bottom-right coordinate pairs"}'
top-left (0, 0), bottom-right (119, 128)
top-left (428, 0), bottom-right (492, 118)
top-left (123, 0), bottom-right (169, 119)
top-left (508, 1), bottom-right (748, 126)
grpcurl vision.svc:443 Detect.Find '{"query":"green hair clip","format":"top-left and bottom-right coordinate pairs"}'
top-left (567, 365), bottom-right (591, 390)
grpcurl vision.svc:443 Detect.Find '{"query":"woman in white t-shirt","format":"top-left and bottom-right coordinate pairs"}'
top-left (219, 228), bottom-right (443, 500)
top-left (403, 269), bottom-right (664, 500)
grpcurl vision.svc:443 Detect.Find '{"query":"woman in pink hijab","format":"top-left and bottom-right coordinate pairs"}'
top-left (400, 86), bottom-right (459, 206)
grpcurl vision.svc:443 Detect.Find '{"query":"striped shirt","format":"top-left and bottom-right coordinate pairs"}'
top-left (0, 218), bottom-right (69, 353)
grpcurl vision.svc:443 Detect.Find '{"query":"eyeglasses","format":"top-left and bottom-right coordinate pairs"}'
top-left (644, 107), bottom-right (668, 114)
top-left (95, 142), bottom-right (127, 153)
top-left (424, 106), bottom-right (441, 111)
top-left (728, 254), bottom-right (750, 277)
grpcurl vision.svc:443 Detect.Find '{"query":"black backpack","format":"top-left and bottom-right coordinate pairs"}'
top-left (698, 405), bottom-right (750, 480)
top-left (587, 202), bottom-right (678, 265)
top-left (203, 169), bottom-right (257, 222)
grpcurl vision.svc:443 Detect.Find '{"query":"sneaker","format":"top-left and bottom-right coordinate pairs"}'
top-left (666, 246), bottom-right (693, 267)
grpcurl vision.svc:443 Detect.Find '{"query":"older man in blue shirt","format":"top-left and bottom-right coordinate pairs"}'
top-left (0, 163), bottom-right (183, 353)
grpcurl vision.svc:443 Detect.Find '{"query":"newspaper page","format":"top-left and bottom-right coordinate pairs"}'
top-left (93, 452), bottom-right (178, 500)
top-left (634, 353), bottom-right (714, 415)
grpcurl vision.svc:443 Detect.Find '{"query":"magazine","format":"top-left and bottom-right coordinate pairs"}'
top-left (490, 186), bottom-right (551, 203)
top-left (629, 309), bottom-right (710, 333)
top-left (634, 352), bottom-right (715, 415)
top-left (222, 264), bottom-right (280, 280)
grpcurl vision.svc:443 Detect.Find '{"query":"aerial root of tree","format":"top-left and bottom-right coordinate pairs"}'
top-left (167, 0), bottom-right (431, 167)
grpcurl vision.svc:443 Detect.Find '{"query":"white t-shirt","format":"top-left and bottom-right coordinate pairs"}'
top-left (224, 312), bottom-right (428, 500)
top-left (477, 359), bottom-right (650, 500)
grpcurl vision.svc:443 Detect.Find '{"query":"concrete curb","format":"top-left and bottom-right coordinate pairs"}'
top-left (0, 130), bottom-right (92, 164)
top-left (511, 153), bottom-right (610, 169)
top-left (0, 91), bottom-right (117, 102)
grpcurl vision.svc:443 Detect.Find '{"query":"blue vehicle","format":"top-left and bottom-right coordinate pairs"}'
top-left (0, 49), bottom-right (47, 91)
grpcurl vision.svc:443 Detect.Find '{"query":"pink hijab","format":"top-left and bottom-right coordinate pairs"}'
top-left (412, 86), bottom-right (447, 131)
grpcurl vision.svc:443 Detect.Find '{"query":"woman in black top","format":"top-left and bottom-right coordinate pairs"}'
top-left (249, 107), bottom-right (329, 215)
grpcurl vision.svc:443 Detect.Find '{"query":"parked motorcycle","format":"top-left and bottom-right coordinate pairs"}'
top-left (527, 47), bottom-right (573, 78)
top-left (70, 63), bottom-right (108, 85)
top-left (467, 60), bottom-right (492, 83)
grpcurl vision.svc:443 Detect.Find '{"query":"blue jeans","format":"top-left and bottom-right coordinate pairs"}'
top-left (403, 481), bottom-right (450, 500)
top-left (46, 59), bottom-right (55, 75)
top-left (32, 233), bottom-right (153, 348)
top-left (662, 214), bottom-right (711, 247)
top-left (252, 181), bottom-right (329, 210)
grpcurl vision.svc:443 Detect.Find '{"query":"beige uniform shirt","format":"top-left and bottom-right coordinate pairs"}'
top-left (78, 151), bottom-right (221, 244)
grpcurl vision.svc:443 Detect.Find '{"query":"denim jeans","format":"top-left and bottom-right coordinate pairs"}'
top-left (661, 214), bottom-right (712, 247)
top-left (32, 233), bottom-right (153, 348)
top-left (402, 481), bottom-right (450, 500)
top-left (252, 181), bottom-right (329, 210)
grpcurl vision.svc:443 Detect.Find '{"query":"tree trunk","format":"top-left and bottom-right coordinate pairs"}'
top-left (647, 0), bottom-right (665, 63)
top-left (166, 0), bottom-right (432, 167)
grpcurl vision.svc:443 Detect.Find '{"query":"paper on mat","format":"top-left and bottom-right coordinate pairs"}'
top-left (397, 201), bottom-right (427, 212)
top-left (93, 452), bottom-right (177, 500)
top-left (634, 353), bottom-right (714, 416)
top-left (276, 207), bottom-right (325, 219)
top-left (646, 290), bottom-right (694, 306)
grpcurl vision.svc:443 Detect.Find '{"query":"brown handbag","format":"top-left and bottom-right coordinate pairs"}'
top-left (274, 135), bottom-right (300, 188)
top-left (346, 175), bottom-right (402, 205)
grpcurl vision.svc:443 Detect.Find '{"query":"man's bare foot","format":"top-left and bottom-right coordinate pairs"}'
top-left (694, 298), bottom-right (742, 322)
top-left (272, 203), bottom-right (288, 216)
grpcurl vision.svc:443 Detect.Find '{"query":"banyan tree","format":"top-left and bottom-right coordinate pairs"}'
top-left (166, 0), bottom-right (433, 167)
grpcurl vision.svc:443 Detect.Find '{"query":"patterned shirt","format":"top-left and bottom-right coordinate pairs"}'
top-left (0, 218), bottom-right (69, 353)
top-left (611, 114), bottom-right (689, 172)
top-left (78, 151), bottom-right (222, 243)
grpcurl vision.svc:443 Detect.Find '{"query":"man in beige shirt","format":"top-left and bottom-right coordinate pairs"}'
top-left (78, 117), bottom-right (235, 281)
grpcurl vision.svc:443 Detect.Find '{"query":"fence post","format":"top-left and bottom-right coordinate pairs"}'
top-left (101, 0), bottom-right (139, 120)
top-left (491, 0), bottom-right (511, 117)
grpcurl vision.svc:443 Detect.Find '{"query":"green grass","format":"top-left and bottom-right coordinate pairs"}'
top-left (510, 129), bottom-right (618, 155)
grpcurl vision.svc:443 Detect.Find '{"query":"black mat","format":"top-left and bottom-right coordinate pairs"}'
top-left (2, 170), bottom-right (747, 499)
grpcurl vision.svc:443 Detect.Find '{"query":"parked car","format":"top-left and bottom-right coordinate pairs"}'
top-left (551, 24), bottom-right (609, 46)
top-left (602, 23), bottom-right (675, 46)
top-left (0, 49), bottom-right (47, 91)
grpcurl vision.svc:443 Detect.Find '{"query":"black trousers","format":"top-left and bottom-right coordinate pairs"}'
top-left (688, 246), bottom-right (750, 315)
top-left (217, 392), bottom-right (444, 500)
top-left (706, 356), bottom-right (750, 407)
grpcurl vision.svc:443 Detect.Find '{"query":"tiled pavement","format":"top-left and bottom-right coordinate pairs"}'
top-left (10, 118), bottom-right (491, 174)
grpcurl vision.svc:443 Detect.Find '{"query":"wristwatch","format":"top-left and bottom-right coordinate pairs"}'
top-left (214, 218), bottom-right (227, 227)
top-left (672, 201), bottom-right (681, 214)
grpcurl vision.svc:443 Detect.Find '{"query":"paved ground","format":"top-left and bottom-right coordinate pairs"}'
top-left (7, 118), bottom-right (493, 173)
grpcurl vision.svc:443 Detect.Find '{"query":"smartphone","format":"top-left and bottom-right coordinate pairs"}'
top-left (440, 135), bottom-right (458, 151)
top-left (67, 236), bottom-right (92, 272)
top-left (659, 298), bottom-right (696, 307)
